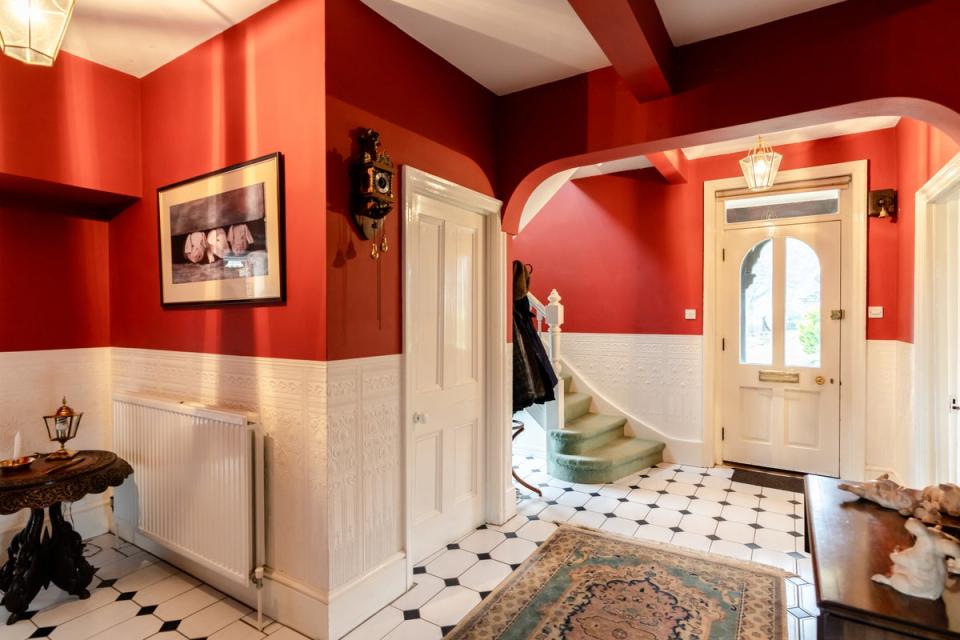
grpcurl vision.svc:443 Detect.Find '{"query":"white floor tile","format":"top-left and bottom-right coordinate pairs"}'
top-left (633, 524), bottom-right (673, 543)
top-left (538, 504), bottom-right (576, 523)
top-left (655, 493), bottom-right (690, 511)
top-left (626, 488), bottom-right (659, 505)
top-left (516, 520), bottom-right (557, 543)
top-left (86, 612), bottom-right (162, 640)
top-left (695, 486), bottom-right (729, 502)
top-left (154, 585), bottom-right (224, 621)
top-left (391, 574), bottom-right (445, 611)
top-left (458, 560), bottom-right (512, 592)
top-left (583, 496), bottom-right (620, 514)
top-left (537, 486), bottom-right (564, 501)
top-left (32, 586), bottom-right (118, 628)
top-left (638, 477), bottom-right (668, 492)
top-left (92, 552), bottom-right (158, 581)
top-left (568, 510), bottom-right (606, 529)
top-left (613, 501), bottom-right (649, 521)
top-left (459, 529), bottom-right (507, 554)
top-left (644, 507), bottom-right (683, 528)
top-left (687, 499), bottom-right (723, 518)
top-left (647, 468), bottom-right (676, 480)
top-left (752, 549), bottom-right (797, 574)
top-left (556, 491), bottom-right (591, 508)
top-left (268, 628), bottom-right (313, 640)
top-left (0, 620), bottom-right (36, 640)
top-left (665, 482), bottom-right (698, 497)
top-left (706, 466), bottom-right (734, 478)
top-left (709, 540), bottom-right (752, 561)
top-left (343, 606), bottom-right (403, 640)
top-left (419, 587), bottom-right (481, 627)
top-left (796, 556), bottom-right (815, 583)
top-left (517, 499), bottom-right (548, 517)
top-left (673, 471), bottom-right (704, 484)
top-left (490, 538), bottom-right (537, 565)
top-left (671, 532), bottom-right (711, 552)
top-left (721, 504), bottom-right (758, 524)
top-left (572, 483), bottom-right (603, 494)
top-left (599, 518), bottom-right (638, 537)
top-left (209, 619), bottom-right (266, 640)
top-left (178, 598), bottom-right (251, 639)
top-left (382, 619), bottom-right (443, 640)
top-left (491, 514), bottom-right (527, 533)
top-left (754, 528), bottom-right (799, 553)
top-left (700, 475), bottom-right (732, 489)
top-left (678, 514), bottom-right (718, 536)
top-left (133, 572), bottom-right (200, 606)
top-left (762, 487), bottom-right (795, 501)
top-left (759, 497), bottom-right (796, 515)
top-left (725, 491), bottom-right (761, 508)
top-left (597, 485), bottom-right (629, 499)
top-left (731, 481), bottom-right (762, 493)
top-left (715, 521), bottom-right (756, 544)
top-left (757, 512), bottom-right (797, 533)
top-left (50, 600), bottom-right (139, 640)
top-left (425, 550), bottom-right (478, 579)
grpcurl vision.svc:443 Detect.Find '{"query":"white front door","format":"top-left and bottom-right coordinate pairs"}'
top-left (720, 197), bottom-right (843, 476)
top-left (408, 195), bottom-right (486, 564)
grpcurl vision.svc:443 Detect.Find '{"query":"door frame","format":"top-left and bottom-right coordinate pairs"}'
top-left (702, 160), bottom-right (868, 480)
top-left (401, 166), bottom-right (509, 579)
top-left (913, 152), bottom-right (960, 487)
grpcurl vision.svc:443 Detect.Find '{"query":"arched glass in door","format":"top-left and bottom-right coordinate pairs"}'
top-left (740, 239), bottom-right (773, 365)
top-left (785, 237), bottom-right (821, 367)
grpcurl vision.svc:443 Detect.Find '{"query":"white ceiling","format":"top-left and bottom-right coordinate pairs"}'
top-left (655, 0), bottom-right (846, 46)
top-left (359, 0), bottom-right (609, 95)
top-left (62, 0), bottom-right (279, 78)
top-left (681, 116), bottom-right (901, 160)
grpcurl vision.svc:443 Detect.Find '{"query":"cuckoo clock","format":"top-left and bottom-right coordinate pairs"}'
top-left (352, 129), bottom-right (396, 259)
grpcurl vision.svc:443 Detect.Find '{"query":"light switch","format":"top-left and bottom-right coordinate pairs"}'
top-left (868, 306), bottom-right (884, 319)
top-left (684, 309), bottom-right (697, 320)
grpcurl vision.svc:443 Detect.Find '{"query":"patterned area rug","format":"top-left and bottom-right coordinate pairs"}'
top-left (447, 525), bottom-right (786, 640)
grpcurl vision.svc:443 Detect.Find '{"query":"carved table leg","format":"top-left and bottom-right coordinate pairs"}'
top-left (0, 509), bottom-right (48, 625)
top-left (45, 503), bottom-right (95, 600)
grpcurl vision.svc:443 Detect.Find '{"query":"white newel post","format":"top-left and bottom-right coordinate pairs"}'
top-left (544, 289), bottom-right (565, 430)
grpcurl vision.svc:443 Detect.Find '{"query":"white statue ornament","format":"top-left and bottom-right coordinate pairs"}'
top-left (871, 518), bottom-right (960, 600)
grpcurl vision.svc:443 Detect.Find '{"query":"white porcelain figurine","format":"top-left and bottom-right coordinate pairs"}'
top-left (872, 518), bottom-right (960, 599)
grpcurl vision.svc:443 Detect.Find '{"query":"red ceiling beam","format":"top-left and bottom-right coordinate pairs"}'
top-left (569, 0), bottom-right (673, 101)
top-left (646, 149), bottom-right (688, 184)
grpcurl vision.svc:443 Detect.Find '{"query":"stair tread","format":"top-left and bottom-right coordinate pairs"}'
top-left (554, 437), bottom-right (665, 469)
top-left (564, 391), bottom-right (591, 403)
top-left (554, 413), bottom-right (626, 439)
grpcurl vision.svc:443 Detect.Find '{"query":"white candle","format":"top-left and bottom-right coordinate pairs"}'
top-left (12, 432), bottom-right (21, 460)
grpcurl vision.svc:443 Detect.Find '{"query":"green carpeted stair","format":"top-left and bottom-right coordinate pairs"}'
top-left (547, 373), bottom-right (665, 484)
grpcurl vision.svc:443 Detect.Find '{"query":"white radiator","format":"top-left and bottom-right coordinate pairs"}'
top-left (112, 393), bottom-right (265, 588)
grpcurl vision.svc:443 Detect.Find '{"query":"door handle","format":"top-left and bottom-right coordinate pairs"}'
top-left (413, 413), bottom-right (430, 424)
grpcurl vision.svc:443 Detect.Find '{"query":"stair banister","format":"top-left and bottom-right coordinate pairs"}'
top-left (527, 290), bottom-right (565, 430)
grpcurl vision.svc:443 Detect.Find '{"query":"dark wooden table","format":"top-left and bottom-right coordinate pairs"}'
top-left (0, 450), bottom-right (132, 624)
top-left (806, 475), bottom-right (960, 639)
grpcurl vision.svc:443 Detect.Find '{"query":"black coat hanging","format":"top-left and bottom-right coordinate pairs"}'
top-left (512, 261), bottom-right (558, 413)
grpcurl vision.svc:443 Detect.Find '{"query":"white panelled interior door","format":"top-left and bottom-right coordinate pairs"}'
top-left (721, 220), bottom-right (842, 475)
top-left (409, 195), bottom-right (486, 564)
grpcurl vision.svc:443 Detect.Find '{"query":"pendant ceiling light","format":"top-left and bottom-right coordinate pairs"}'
top-left (0, 0), bottom-right (76, 67)
top-left (739, 137), bottom-right (783, 192)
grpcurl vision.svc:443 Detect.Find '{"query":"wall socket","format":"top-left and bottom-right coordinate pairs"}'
top-left (684, 309), bottom-right (697, 320)
top-left (868, 306), bottom-right (884, 319)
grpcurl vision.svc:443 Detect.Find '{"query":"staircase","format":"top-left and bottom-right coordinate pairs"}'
top-left (547, 373), bottom-right (665, 484)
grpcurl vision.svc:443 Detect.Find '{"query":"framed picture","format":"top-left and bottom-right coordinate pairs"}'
top-left (157, 153), bottom-right (285, 306)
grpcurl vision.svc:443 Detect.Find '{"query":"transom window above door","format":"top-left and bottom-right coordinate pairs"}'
top-left (725, 188), bottom-right (840, 225)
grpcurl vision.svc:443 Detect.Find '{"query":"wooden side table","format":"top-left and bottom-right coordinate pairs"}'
top-left (0, 450), bottom-right (132, 624)
top-left (806, 474), bottom-right (960, 639)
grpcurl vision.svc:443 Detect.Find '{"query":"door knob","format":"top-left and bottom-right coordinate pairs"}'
top-left (815, 376), bottom-right (825, 385)
top-left (413, 413), bottom-right (430, 424)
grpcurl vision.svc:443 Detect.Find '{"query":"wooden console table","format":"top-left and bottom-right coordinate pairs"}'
top-left (806, 475), bottom-right (960, 639)
top-left (0, 451), bottom-right (132, 624)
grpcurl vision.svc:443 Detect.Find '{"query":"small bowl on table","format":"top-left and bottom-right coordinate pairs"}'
top-left (0, 456), bottom-right (36, 473)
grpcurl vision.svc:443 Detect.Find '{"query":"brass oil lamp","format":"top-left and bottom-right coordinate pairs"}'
top-left (43, 397), bottom-right (82, 460)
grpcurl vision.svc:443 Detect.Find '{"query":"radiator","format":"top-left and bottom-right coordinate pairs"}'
top-left (112, 393), bottom-right (265, 588)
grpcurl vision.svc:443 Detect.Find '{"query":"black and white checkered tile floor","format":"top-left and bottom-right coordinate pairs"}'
top-left (345, 454), bottom-right (819, 640)
top-left (0, 535), bottom-right (308, 640)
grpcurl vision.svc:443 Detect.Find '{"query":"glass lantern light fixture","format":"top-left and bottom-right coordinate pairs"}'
top-left (0, 0), bottom-right (76, 67)
top-left (739, 136), bottom-right (783, 192)
top-left (43, 397), bottom-right (82, 460)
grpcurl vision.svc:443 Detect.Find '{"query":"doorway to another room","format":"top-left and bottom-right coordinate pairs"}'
top-left (704, 162), bottom-right (868, 479)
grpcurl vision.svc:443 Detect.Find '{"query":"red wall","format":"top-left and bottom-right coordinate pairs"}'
top-left (0, 207), bottom-right (110, 351)
top-left (325, 0), bottom-right (496, 361)
top-left (513, 128), bottom-right (902, 338)
top-left (0, 52), bottom-right (140, 197)
top-left (896, 118), bottom-right (960, 342)
top-left (108, 0), bottom-right (327, 360)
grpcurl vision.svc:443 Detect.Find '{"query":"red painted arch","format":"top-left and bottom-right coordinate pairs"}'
top-left (498, 0), bottom-right (960, 234)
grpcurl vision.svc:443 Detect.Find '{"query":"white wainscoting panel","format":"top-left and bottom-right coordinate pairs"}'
top-left (561, 333), bottom-right (703, 443)
top-left (111, 347), bottom-right (329, 624)
top-left (864, 340), bottom-right (914, 483)
top-left (0, 348), bottom-right (112, 542)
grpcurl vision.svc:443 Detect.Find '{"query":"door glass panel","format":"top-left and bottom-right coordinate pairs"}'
top-left (741, 239), bottom-right (773, 365)
top-left (785, 237), bottom-right (821, 367)
top-left (726, 189), bottom-right (840, 224)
